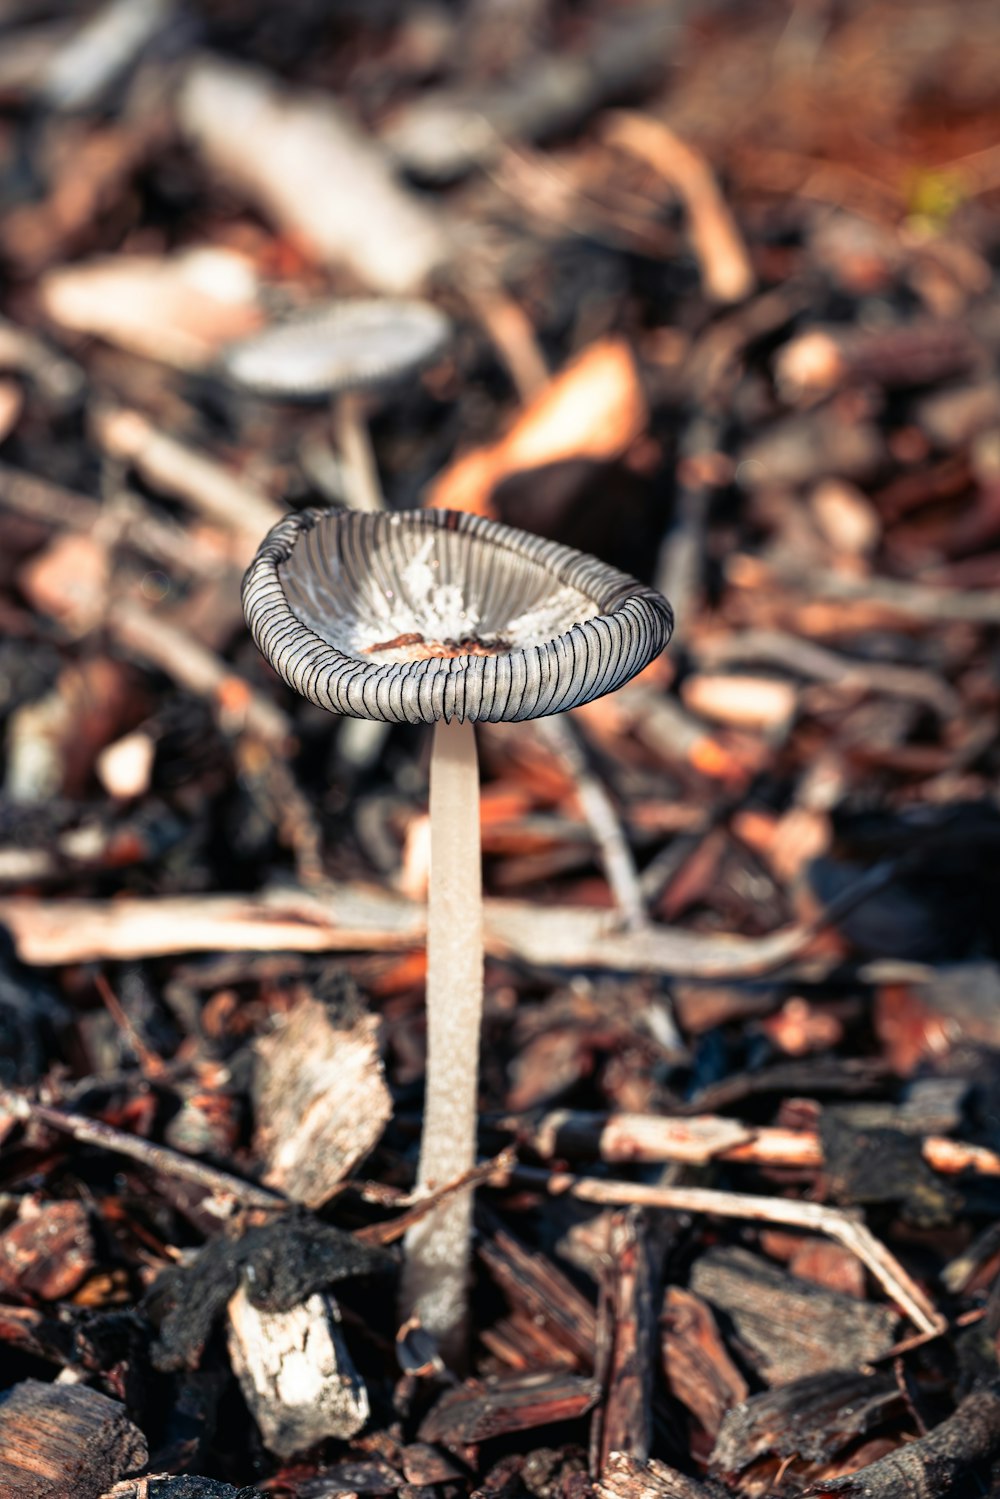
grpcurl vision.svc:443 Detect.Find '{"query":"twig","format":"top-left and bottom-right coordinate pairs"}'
top-left (108, 600), bottom-right (292, 745)
top-left (355, 1148), bottom-right (518, 1247)
top-left (497, 1165), bottom-right (943, 1337)
top-left (0, 1090), bottom-right (285, 1213)
top-left (0, 462), bottom-right (218, 578)
top-left (455, 270), bottom-right (550, 402)
top-left (729, 553), bottom-right (1000, 625)
top-left (108, 602), bottom-right (324, 882)
top-left (497, 1108), bottom-right (1000, 1176)
top-left (93, 406), bottom-right (283, 560)
top-left (612, 686), bottom-right (749, 786)
top-left (696, 627), bottom-right (961, 716)
top-left (655, 484), bottom-right (710, 648)
top-left (93, 971), bottom-right (167, 1080)
top-left (0, 316), bottom-right (85, 406)
top-left (533, 714), bottom-right (647, 932)
top-left (654, 416), bottom-right (724, 642)
top-left (602, 112), bottom-right (754, 304)
top-left (0, 857), bottom-right (899, 976)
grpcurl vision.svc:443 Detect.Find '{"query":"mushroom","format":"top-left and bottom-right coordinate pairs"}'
top-left (242, 507), bottom-right (673, 1361)
top-left (222, 297), bottom-right (452, 512)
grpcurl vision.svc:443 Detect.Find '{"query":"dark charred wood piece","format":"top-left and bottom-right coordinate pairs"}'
top-left (803, 1383), bottom-right (1000, 1497)
top-left (710, 1368), bottom-right (903, 1477)
top-left (590, 1208), bottom-right (657, 1472)
top-left (819, 1111), bottom-right (959, 1228)
top-left (690, 1247), bottom-right (898, 1385)
top-left (148, 1215), bottom-right (394, 1372)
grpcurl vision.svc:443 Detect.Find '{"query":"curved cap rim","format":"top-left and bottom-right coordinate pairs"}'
top-left (242, 507), bottom-right (674, 724)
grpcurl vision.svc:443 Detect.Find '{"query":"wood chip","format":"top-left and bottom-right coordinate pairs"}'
top-left (0, 1199), bottom-right (95, 1301)
top-left (596, 1451), bottom-right (720, 1499)
top-left (478, 1217), bottom-right (597, 1369)
top-left (20, 531), bottom-right (110, 636)
top-left (39, 248), bottom-right (263, 369)
top-left (661, 1287), bottom-right (748, 1440)
top-left (226, 1285), bottom-right (369, 1459)
top-left (690, 1246), bottom-right (898, 1386)
top-left (710, 1368), bottom-right (902, 1478)
top-left (0, 377), bottom-right (23, 441)
top-left (809, 479), bottom-right (881, 559)
top-left (592, 1209), bottom-right (657, 1469)
top-left (806, 1385), bottom-right (1000, 1498)
top-left (680, 674), bottom-right (798, 732)
top-left (418, 1370), bottom-right (601, 1447)
top-left (253, 995), bottom-right (392, 1207)
top-left (96, 730), bottom-right (156, 801)
top-left (0, 1379), bottom-right (147, 1499)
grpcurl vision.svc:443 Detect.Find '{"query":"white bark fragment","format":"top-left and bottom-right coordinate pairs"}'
top-left (254, 998), bottom-right (392, 1208)
top-left (227, 1285), bottom-right (369, 1458)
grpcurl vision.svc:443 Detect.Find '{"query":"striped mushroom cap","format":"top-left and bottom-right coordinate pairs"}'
top-left (243, 508), bottom-right (673, 724)
top-left (221, 298), bottom-right (452, 399)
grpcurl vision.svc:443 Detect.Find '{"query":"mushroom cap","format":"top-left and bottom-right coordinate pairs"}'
top-left (220, 297), bottom-right (452, 399)
top-left (243, 508), bottom-right (673, 724)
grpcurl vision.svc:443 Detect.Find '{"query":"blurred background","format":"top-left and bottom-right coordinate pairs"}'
top-left (2, 0), bottom-right (1000, 1493)
top-left (3, 0), bottom-right (1000, 980)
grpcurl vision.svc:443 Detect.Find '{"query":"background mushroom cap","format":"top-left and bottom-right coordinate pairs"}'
top-left (220, 297), bottom-right (452, 399)
top-left (242, 508), bottom-right (673, 724)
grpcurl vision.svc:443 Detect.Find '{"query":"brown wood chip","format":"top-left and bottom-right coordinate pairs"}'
top-left (0, 1379), bottom-right (147, 1499)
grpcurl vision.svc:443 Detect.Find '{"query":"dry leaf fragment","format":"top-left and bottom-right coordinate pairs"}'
top-left (428, 337), bottom-right (646, 515)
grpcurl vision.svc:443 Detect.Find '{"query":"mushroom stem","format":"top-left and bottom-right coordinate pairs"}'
top-left (331, 392), bottom-right (384, 511)
top-left (402, 715), bottom-right (483, 1364)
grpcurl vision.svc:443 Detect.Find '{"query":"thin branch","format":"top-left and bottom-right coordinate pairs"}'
top-left (695, 627), bottom-right (960, 716)
top-left (496, 1164), bottom-right (943, 1337)
top-left (0, 1090), bottom-right (286, 1213)
top-left (108, 601), bottom-right (292, 745)
top-left (93, 405), bottom-right (283, 558)
top-left (497, 1108), bottom-right (1000, 1176)
top-left (534, 713), bottom-right (647, 932)
top-left (0, 857), bottom-right (901, 976)
top-left (356, 1148), bottom-right (518, 1247)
